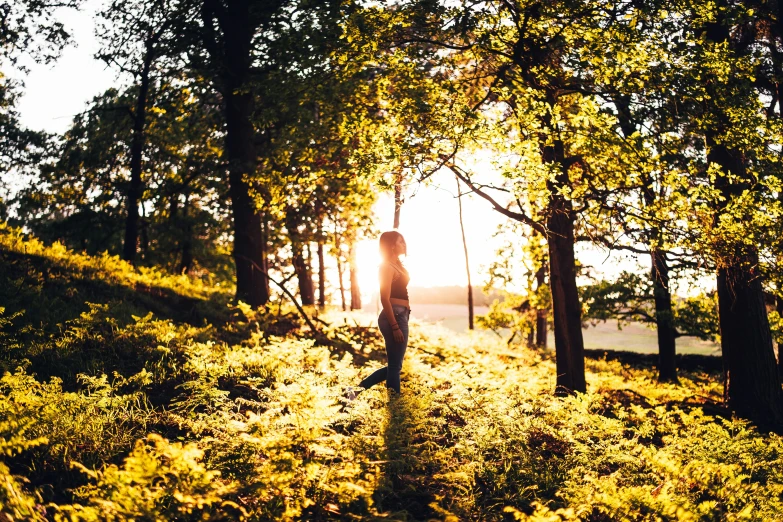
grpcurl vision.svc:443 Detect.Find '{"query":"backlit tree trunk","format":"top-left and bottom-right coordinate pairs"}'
top-left (178, 194), bottom-right (194, 275)
top-left (542, 119), bottom-right (586, 394)
top-left (704, 12), bottom-right (783, 431)
top-left (317, 234), bottom-right (326, 309)
top-left (456, 176), bottom-right (474, 330)
top-left (349, 243), bottom-right (361, 310)
top-left (708, 141), bottom-right (783, 430)
top-left (203, 0), bottom-right (269, 308)
top-left (393, 169), bottom-right (402, 229)
top-left (292, 240), bottom-right (315, 306)
top-left (651, 249), bottom-right (677, 382)
top-left (777, 296), bottom-right (783, 379)
top-left (535, 266), bottom-right (547, 348)
top-left (335, 225), bottom-right (346, 311)
top-left (122, 48), bottom-right (153, 263)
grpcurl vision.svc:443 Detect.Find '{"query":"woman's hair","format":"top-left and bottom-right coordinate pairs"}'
top-left (379, 230), bottom-right (405, 261)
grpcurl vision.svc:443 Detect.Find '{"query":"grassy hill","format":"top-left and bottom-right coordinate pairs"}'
top-left (0, 224), bottom-right (782, 521)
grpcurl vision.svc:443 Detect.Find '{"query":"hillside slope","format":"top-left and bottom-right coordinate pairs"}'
top-left (0, 225), bottom-right (781, 521)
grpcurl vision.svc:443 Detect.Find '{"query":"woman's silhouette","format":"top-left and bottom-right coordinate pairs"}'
top-left (347, 231), bottom-right (411, 398)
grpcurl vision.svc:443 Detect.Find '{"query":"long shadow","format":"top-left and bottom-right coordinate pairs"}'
top-left (584, 348), bottom-right (722, 374)
top-left (371, 365), bottom-right (459, 521)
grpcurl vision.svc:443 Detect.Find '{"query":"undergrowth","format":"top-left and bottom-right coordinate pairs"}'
top-left (0, 226), bottom-right (781, 521)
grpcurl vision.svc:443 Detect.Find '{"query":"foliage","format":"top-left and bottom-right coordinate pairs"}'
top-left (0, 0), bottom-right (81, 65)
top-left (478, 222), bottom-right (550, 345)
top-left (0, 231), bottom-right (781, 520)
top-left (581, 272), bottom-right (721, 342)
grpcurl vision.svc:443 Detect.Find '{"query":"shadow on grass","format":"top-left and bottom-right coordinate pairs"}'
top-left (0, 249), bottom-right (230, 331)
top-left (370, 367), bottom-right (459, 521)
top-left (583, 348), bottom-right (722, 374)
top-left (0, 248), bottom-right (303, 391)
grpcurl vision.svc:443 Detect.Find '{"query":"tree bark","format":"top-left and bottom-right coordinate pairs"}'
top-left (547, 203), bottom-right (586, 394)
top-left (393, 169), bottom-right (402, 229)
top-left (292, 240), bottom-right (315, 306)
top-left (708, 141), bottom-right (783, 430)
top-left (335, 224), bottom-right (347, 311)
top-left (651, 249), bottom-right (678, 382)
top-left (535, 266), bottom-right (547, 348)
top-left (178, 194), bottom-right (194, 275)
top-left (204, 0), bottom-right (269, 308)
top-left (704, 11), bottom-right (783, 431)
top-left (317, 233), bottom-right (326, 309)
top-left (543, 134), bottom-right (586, 394)
top-left (777, 296), bottom-right (783, 379)
top-left (349, 243), bottom-right (361, 310)
top-left (456, 176), bottom-right (474, 330)
top-left (717, 260), bottom-right (783, 431)
top-left (122, 48), bottom-right (153, 263)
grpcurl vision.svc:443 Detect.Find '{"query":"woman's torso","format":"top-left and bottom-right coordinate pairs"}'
top-left (384, 261), bottom-right (410, 307)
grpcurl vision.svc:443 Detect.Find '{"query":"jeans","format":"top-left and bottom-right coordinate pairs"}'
top-left (359, 304), bottom-right (410, 393)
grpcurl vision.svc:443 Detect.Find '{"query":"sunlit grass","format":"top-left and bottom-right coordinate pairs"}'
top-left (0, 228), bottom-right (781, 521)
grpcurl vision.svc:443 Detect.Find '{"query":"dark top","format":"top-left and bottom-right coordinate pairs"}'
top-left (384, 261), bottom-right (410, 301)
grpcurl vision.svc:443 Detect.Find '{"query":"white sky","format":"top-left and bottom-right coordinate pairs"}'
top-left (12, 0), bottom-right (116, 135)
top-left (12, 0), bottom-right (659, 296)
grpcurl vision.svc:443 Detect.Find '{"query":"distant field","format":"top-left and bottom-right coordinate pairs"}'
top-left (362, 302), bottom-right (720, 356)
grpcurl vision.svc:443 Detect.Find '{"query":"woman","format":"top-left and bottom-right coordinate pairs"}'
top-left (347, 230), bottom-right (411, 397)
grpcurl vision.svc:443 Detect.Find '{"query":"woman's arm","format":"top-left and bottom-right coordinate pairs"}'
top-left (379, 264), bottom-right (403, 340)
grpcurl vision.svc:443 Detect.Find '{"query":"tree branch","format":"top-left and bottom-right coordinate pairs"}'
top-left (443, 160), bottom-right (546, 234)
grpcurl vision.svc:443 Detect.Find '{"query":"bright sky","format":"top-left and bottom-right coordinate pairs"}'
top-left (11, 0), bottom-right (117, 135)
top-left (12, 1), bottom-right (653, 299)
top-left (354, 182), bottom-right (508, 293)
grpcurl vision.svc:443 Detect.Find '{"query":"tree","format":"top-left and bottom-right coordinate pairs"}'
top-left (697, 2), bottom-right (783, 429)
top-left (16, 83), bottom-right (232, 276)
top-left (480, 220), bottom-right (550, 347)
top-left (0, 0), bottom-right (82, 66)
top-left (402, 0), bottom-right (630, 392)
top-left (189, 0), bottom-right (353, 309)
top-left (456, 176), bottom-right (474, 330)
top-left (0, 0), bottom-right (82, 211)
top-left (95, 0), bottom-right (181, 263)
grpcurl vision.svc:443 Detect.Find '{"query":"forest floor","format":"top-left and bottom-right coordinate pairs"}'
top-left (1, 223), bottom-right (782, 521)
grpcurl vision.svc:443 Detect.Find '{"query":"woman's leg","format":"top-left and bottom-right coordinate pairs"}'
top-left (384, 308), bottom-right (409, 393)
top-left (359, 366), bottom-right (387, 389)
top-left (359, 307), bottom-right (409, 393)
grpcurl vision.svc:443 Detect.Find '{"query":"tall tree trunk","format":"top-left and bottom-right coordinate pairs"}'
top-left (177, 193), bottom-right (193, 275)
top-left (651, 249), bottom-right (678, 382)
top-left (704, 11), bottom-right (783, 431)
top-left (317, 233), bottom-right (326, 309)
top-left (393, 170), bottom-right (403, 229)
top-left (616, 93), bottom-right (677, 381)
top-left (306, 242), bottom-right (315, 303)
top-left (139, 202), bottom-right (149, 256)
top-left (547, 204), bottom-right (586, 394)
top-left (777, 296), bottom-right (783, 379)
top-left (335, 225), bottom-right (346, 311)
top-left (292, 240), bottom-right (315, 306)
top-left (205, 0), bottom-right (269, 308)
top-left (349, 243), bottom-right (361, 310)
top-left (543, 133), bottom-right (586, 394)
top-left (650, 248), bottom-right (678, 382)
top-left (717, 260), bottom-right (783, 431)
top-left (122, 49), bottom-right (153, 263)
top-left (456, 176), bottom-right (474, 329)
top-left (708, 141), bottom-right (783, 430)
top-left (535, 266), bottom-right (547, 348)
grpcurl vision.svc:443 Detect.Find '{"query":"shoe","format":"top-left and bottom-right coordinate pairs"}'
top-left (344, 387), bottom-right (357, 401)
